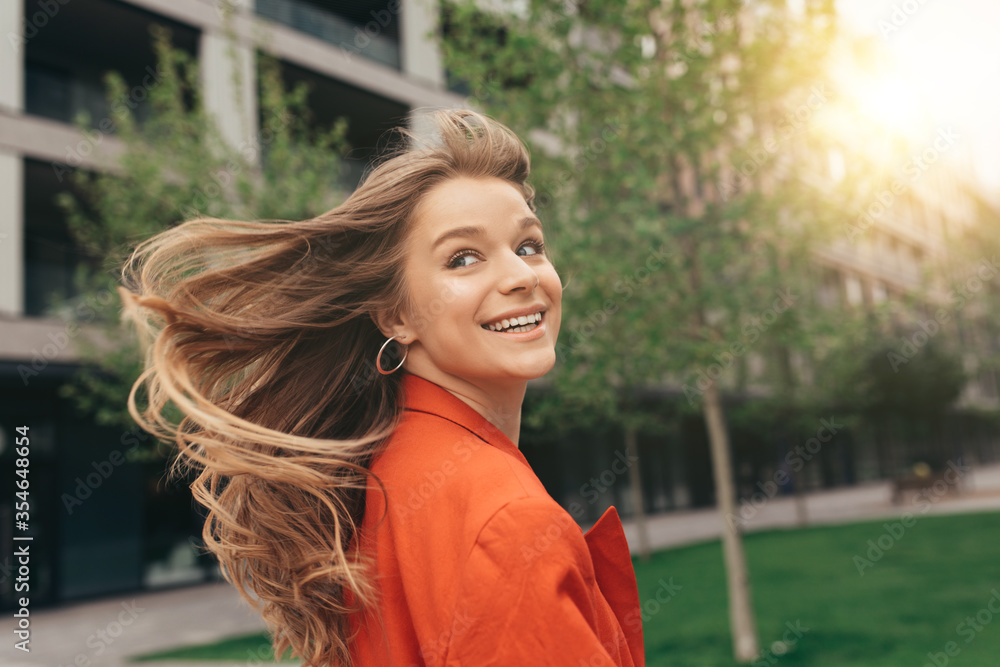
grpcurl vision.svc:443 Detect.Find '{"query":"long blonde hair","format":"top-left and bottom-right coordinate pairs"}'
top-left (121, 109), bottom-right (535, 666)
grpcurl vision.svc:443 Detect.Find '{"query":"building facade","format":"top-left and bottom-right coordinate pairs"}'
top-left (0, 0), bottom-right (464, 609)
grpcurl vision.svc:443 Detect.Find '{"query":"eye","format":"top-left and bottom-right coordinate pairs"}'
top-left (447, 249), bottom-right (482, 269)
top-left (518, 239), bottom-right (545, 257)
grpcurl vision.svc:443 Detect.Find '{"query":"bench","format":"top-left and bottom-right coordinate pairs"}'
top-left (891, 469), bottom-right (962, 505)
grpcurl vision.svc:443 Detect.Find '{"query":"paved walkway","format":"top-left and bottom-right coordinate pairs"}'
top-left (613, 460), bottom-right (1000, 554)
top-left (4, 462), bottom-right (1000, 667)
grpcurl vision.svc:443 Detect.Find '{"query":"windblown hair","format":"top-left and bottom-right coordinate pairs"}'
top-left (121, 109), bottom-right (535, 666)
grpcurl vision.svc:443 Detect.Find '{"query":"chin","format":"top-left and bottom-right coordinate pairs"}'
top-left (450, 349), bottom-right (558, 383)
top-left (507, 354), bottom-right (558, 381)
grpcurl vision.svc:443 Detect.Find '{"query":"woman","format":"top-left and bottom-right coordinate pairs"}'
top-left (121, 109), bottom-right (644, 666)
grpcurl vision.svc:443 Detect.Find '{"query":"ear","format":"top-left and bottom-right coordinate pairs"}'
top-left (369, 308), bottom-right (415, 345)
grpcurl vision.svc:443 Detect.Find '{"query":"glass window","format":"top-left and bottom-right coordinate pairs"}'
top-left (257, 0), bottom-right (401, 70)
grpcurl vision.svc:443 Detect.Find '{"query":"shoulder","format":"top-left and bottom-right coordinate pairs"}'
top-left (439, 498), bottom-right (609, 665)
top-left (471, 496), bottom-right (593, 575)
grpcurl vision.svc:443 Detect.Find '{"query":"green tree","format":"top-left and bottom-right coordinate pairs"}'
top-left (938, 194), bottom-right (1000, 415)
top-left (439, 0), bottom-right (842, 661)
top-left (55, 25), bottom-right (351, 437)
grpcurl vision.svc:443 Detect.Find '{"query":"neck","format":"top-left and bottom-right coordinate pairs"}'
top-left (464, 385), bottom-right (524, 447)
top-left (407, 368), bottom-right (527, 447)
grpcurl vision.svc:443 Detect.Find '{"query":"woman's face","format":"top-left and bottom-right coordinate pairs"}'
top-left (393, 176), bottom-right (562, 385)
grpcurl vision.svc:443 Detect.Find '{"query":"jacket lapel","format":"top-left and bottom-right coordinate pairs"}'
top-left (584, 505), bottom-right (645, 666)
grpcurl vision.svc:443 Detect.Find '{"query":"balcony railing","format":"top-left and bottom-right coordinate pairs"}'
top-left (256, 0), bottom-right (401, 70)
top-left (25, 61), bottom-right (153, 130)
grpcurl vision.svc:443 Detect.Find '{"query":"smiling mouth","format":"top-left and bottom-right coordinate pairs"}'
top-left (481, 311), bottom-right (544, 333)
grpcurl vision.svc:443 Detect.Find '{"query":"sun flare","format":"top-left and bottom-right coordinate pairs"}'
top-left (849, 74), bottom-right (925, 136)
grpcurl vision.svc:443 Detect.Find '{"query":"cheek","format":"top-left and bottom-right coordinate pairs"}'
top-left (410, 278), bottom-right (453, 322)
top-left (537, 268), bottom-right (562, 336)
top-left (541, 266), bottom-right (563, 305)
top-left (415, 278), bottom-right (479, 333)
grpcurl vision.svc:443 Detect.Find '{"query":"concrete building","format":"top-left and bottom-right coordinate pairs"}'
top-left (0, 0), bottom-right (463, 610)
top-left (807, 160), bottom-right (1000, 484)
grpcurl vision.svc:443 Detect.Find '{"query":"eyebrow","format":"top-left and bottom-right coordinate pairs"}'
top-left (431, 216), bottom-right (542, 251)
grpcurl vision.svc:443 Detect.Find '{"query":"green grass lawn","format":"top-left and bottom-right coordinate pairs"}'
top-left (131, 632), bottom-right (296, 663)
top-left (637, 511), bottom-right (1000, 666)
top-left (132, 511), bottom-right (1000, 665)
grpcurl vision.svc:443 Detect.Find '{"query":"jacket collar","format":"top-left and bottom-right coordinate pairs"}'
top-left (400, 372), bottom-right (533, 471)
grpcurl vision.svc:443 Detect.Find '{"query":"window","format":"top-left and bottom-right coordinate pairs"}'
top-left (845, 274), bottom-right (864, 306)
top-left (871, 281), bottom-right (887, 304)
top-left (256, 0), bottom-right (401, 70)
top-left (23, 0), bottom-right (198, 130)
top-left (23, 159), bottom-right (102, 316)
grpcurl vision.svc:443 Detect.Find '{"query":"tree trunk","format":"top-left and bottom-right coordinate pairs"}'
top-left (792, 464), bottom-right (809, 527)
top-left (625, 423), bottom-right (651, 562)
top-left (703, 382), bottom-right (760, 663)
top-left (781, 433), bottom-right (809, 528)
top-left (776, 345), bottom-right (807, 527)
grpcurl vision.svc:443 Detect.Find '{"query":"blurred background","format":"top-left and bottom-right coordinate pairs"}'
top-left (1, 0), bottom-right (999, 665)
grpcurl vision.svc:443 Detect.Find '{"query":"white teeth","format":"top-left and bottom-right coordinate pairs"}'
top-left (483, 311), bottom-right (543, 332)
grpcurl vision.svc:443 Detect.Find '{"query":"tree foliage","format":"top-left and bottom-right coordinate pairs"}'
top-left (441, 0), bottom-right (843, 432)
top-left (439, 1), bottom-right (846, 659)
top-left (56, 25), bottom-right (351, 435)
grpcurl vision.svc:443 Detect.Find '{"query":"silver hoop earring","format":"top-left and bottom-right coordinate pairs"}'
top-left (376, 335), bottom-right (408, 375)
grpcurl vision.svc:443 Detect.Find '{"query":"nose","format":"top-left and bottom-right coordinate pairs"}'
top-left (497, 249), bottom-right (540, 294)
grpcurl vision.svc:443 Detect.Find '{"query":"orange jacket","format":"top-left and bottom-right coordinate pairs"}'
top-left (346, 372), bottom-right (645, 666)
